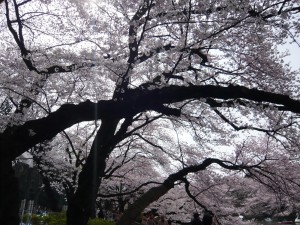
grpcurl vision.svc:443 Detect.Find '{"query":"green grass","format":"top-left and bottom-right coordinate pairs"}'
top-left (21, 212), bottom-right (114, 225)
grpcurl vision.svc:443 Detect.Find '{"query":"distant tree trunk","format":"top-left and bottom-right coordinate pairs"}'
top-left (66, 119), bottom-right (119, 225)
top-left (0, 159), bottom-right (20, 225)
top-left (117, 196), bottom-right (128, 213)
top-left (42, 177), bottom-right (61, 212)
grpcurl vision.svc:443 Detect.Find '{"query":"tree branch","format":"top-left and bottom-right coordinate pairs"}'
top-left (1, 84), bottom-right (300, 161)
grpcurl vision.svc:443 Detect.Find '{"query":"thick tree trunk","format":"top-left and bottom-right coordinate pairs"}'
top-left (0, 159), bottom-right (20, 225)
top-left (66, 158), bottom-right (104, 225)
top-left (66, 119), bottom-right (119, 225)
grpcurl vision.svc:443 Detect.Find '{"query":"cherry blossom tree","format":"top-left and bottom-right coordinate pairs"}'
top-left (1, 0), bottom-right (300, 225)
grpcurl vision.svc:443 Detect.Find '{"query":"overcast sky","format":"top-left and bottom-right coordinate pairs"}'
top-left (279, 39), bottom-right (300, 70)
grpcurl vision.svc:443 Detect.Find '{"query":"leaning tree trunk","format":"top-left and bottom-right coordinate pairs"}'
top-left (115, 158), bottom-right (233, 225)
top-left (0, 159), bottom-right (20, 225)
top-left (66, 119), bottom-right (119, 225)
top-left (115, 180), bottom-right (173, 225)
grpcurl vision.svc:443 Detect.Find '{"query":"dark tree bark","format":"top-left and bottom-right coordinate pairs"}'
top-left (0, 159), bottom-right (20, 225)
